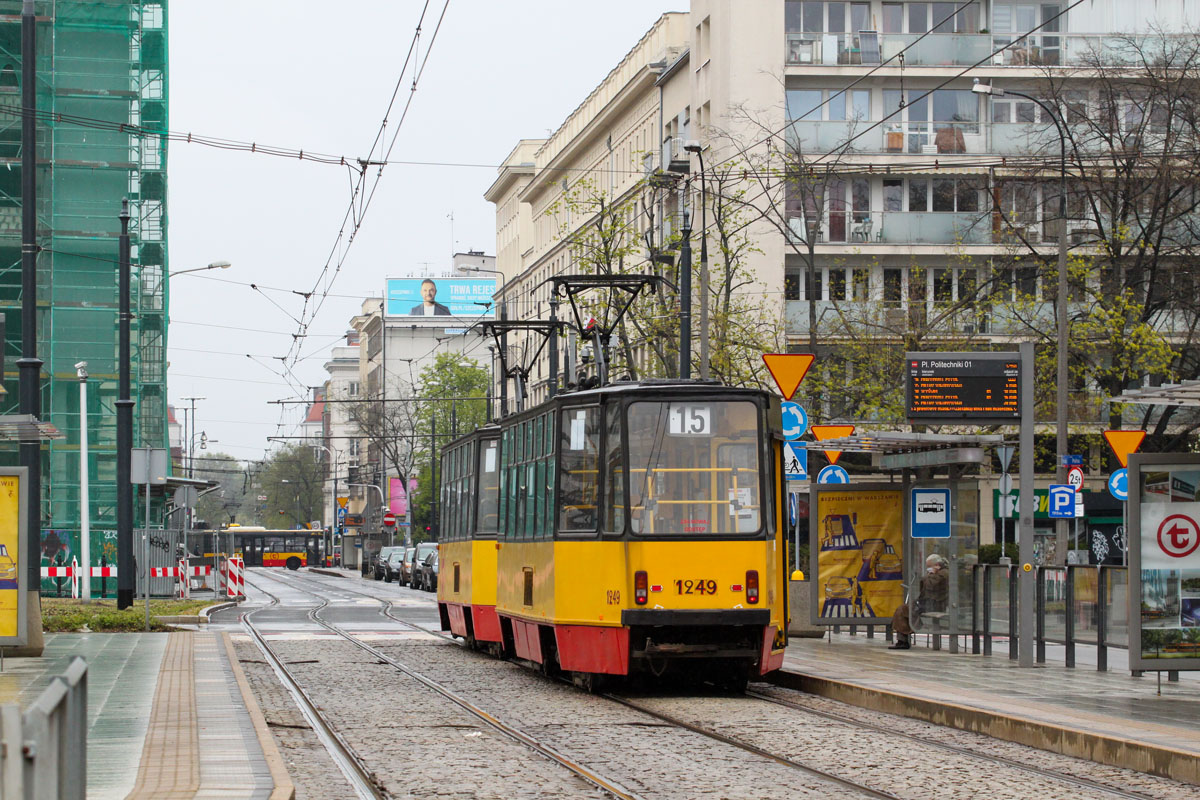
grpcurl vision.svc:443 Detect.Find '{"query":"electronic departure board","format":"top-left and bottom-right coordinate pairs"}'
top-left (905, 352), bottom-right (1020, 422)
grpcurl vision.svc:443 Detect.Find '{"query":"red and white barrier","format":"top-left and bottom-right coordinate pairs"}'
top-left (41, 566), bottom-right (76, 578)
top-left (90, 566), bottom-right (116, 578)
top-left (220, 556), bottom-right (245, 599)
top-left (70, 557), bottom-right (80, 599)
top-left (176, 559), bottom-right (188, 599)
top-left (42, 566), bottom-right (120, 578)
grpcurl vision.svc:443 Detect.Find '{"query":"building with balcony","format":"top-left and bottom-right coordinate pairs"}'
top-left (489, 0), bottom-right (1200, 427)
top-left (0, 2), bottom-right (169, 585)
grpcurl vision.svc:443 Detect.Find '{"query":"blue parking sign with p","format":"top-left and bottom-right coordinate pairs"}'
top-left (1048, 484), bottom-right (1075, 519)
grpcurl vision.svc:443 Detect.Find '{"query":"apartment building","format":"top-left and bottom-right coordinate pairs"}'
top-left (489, 1), bottom-right (1200, 556)
top-left (491, 0), bottom-right (1198, 399)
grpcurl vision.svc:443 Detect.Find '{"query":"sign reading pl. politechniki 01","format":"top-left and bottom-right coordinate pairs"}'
top-left (384, 277), bottom-right (498, 319)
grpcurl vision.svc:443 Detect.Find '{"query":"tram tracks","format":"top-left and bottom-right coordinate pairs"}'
top-left (287, 569), bottom-right (1186, 800)
top-left (745, 687), bottom-right (1164, 800)
top-left (259, 570), bottom-right (918, 800)
top-left (244, 570), bottom-right (645, 800)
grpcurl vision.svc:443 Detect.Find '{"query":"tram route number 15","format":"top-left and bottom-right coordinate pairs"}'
top-left (668, 404), bottom-right (711, 436)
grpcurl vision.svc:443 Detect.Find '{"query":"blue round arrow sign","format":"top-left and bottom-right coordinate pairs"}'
top-left (817, 465), bottom-right (850, 484)
top-left (781, 402), bottom-right (808, 441)
top-left (1108, 468), bottom-right (1128, 502)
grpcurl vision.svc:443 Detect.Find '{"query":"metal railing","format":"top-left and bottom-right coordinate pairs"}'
top-left (0, 657), bottom-right (87, 800)
top-left (971, 564), bottom-right (1129, 669)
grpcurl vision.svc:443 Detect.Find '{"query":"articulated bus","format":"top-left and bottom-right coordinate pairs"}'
top-left (199, 526), bottom-right (325, 569)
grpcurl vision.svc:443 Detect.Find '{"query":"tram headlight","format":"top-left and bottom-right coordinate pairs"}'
top-left (634, 570), bottom-right (648, 605)
top-left (746, 570), bottom-right (759, 604)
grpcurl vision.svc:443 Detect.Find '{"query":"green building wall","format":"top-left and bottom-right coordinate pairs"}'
top-left (0, 1), bottom-right (169, 590)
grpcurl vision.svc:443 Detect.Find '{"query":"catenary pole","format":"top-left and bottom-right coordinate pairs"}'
top-left (116, 199), bottom-right (134, 609)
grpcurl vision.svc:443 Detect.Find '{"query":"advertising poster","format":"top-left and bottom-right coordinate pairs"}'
top-left (0, 474), bottom-right (19, 638)
top-left (1129, 456), bottom-right (1200, 670)
top-left (811, 487), bottom-right (904, 624)
top-left (384, 277), bottom-right (497, 319)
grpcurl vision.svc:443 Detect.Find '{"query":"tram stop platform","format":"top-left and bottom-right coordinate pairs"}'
top-left (776, 631), bottom-right (1200, 785)
top-left (0, 630), bottom-right (292, 800)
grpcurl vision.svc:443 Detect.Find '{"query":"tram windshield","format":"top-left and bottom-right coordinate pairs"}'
top-left (626, 400), bottom-right (762, 536)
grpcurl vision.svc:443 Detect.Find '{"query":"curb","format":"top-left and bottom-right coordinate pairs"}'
top-left (201, 600), bottom-right (239, 619)
top-left (222, 632), bottom-right (296, 800)
top-left (306, 567), bottom-right (347, 579)
top-left (768, 669), bottom-right (1200, 786)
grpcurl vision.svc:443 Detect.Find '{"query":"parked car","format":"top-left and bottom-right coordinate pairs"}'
top-left (379, 549), bottom-right (406, 583)
top-left (414, 551), bottom-right (439, 592)
top-left (408, 542), bottom-right (437, 588)
top-left (370, 546), bottom-right (404, 581)
top-left (398, 547), bottom-right (417, 585)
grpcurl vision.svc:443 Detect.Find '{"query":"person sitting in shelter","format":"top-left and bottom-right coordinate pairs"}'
top-left (889, 553), bottom-right (949, 650)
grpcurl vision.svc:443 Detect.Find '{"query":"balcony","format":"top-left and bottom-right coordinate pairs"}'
top-left (786, 32), bottom-right (1183, 69)
top-left (789, 212), bottom-right (992, 247)
top-left (787, 120), bottom-right (1066, 158)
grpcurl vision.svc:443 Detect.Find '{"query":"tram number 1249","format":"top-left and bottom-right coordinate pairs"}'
top-left (675, 579), bottom-right (717, 595)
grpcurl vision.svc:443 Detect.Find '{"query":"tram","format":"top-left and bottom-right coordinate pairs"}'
top-left (438, 380), bottom-right (789, 689)
top-left (198, 526), bottom-right (324, 569)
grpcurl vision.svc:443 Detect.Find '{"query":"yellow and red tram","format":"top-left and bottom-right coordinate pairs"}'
top-left (438, 381), bottom-right (788, 688)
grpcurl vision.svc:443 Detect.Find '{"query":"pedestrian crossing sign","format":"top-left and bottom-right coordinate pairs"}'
top-left (784, 442), bottom-right (808, 481)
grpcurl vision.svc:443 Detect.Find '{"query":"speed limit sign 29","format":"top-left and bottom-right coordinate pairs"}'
top-left (1066, 465), bottom-right (1084, 490)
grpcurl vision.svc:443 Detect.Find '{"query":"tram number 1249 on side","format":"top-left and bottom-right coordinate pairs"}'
top-left (676, 579), bottom-right (717, 595)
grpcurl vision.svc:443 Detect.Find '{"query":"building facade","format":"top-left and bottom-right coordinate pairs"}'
top-left (0, 2), bottom-right (169, 584)
top-left (488, 0), bottom-right (1200, 560)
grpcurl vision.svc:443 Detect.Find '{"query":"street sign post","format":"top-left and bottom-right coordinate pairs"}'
top-left (780, 402), bottom-right (808, 440)
top-left (783, 443), bottom-right (808, 481)
top-left (382, 511), bottom-right (397, 528)
top-left (1048, 485), bottom-right (1075, 519)
top-left (762, 353), bottom-right (815, 400)
top-left (1108, 468), bottom-right (1128, 501)
top-left (817, 464), bottom-right (850, 484)
top-left (1066, 465), bottom-right (1084, 491)
top-left (811, 424), bottom-right (855, 465)
top-left (911, 488), bottom-right (951, 539)
top-left (1103, 430), bottom-right (1146, 468)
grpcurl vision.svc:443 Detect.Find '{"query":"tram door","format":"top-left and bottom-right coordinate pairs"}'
top-left (241, 536), bottom-right (260, 567)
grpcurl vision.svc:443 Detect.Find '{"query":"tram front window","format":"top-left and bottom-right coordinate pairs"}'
top-left (627, 401), bottom-right (762, 536)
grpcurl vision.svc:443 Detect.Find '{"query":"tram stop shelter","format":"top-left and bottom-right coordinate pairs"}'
top-left (802, 431), bottom-right (1007, 653)
top-left (1109, 381), bottom-right (1200, 674)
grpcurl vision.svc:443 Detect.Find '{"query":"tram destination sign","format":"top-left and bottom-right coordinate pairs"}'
top-left (905, 351), bottom-right (1020, 422)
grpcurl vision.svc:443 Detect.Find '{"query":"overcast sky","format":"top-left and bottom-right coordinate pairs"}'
top-left (167, 1), bottom-right (681, 463)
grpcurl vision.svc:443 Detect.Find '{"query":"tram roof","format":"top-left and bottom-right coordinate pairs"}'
top-left (812, 431), bottom-right (1008, 470)
top-left (1110, 380), bottom-right (1200, 407)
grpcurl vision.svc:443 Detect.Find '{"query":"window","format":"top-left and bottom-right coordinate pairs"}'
top-left (787, 88), bottom-right (871, 123)
top-left (627, 401), bottom-right (762, 536)
top-left (852, 268), bottom-right (870, 301)
top-left (883, 268), bottom-right (903, 307)
top-left (786, 90), bottom-right (823, 122)
top-left (829, 268), bottom-right (847, 301)
top-left (559, 407), bottom-right (600, 533)
top-left (882, 3), bottom-right (903, 32)
top-left (477, 439), bottom-right (499, 534)
top-left (915, 177), bottom-right (981, 212)
top-left (909, 180), bottom-right (929, 212)
top-left (603, 404), bottom-right (625, 534)
top-left (884, 179), bottom-right (903, 212)
top-left (934, 268), bottom-right (954, 305)
top-left (785, 272), bottom-right (801, 300)
top-left (806, 269), bottom-right (823, 301)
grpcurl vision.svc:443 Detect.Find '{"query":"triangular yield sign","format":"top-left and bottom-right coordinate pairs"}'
top-left (811, 424), bottom-right (855, 466)
top-left (1103, 430), bottom-right (1146, 468)
top-left (762, 353), bottom-right (815, 401)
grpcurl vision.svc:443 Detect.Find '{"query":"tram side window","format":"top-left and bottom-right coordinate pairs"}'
top-left (500, 428), bottom-right (514, 539)
top-left (604, 403), bottom-right (625, 534)
top-left (441, 452), bottom-right (453, 541)
top-left (477, 439), bottom-right (500, 534)
top-left (559, 406), bottom-right (600, 533)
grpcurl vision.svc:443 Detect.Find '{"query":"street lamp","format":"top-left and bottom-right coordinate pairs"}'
top-left (684, 141), bottom-right (710, 380)
top-left (169, 260), bottom-right (232, 278)
top-left (974, 80), bottom-right (1072, 563)
top-left (77, 362), bottom-right (91, 600)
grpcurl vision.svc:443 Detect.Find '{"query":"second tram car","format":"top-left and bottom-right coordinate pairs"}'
top-left (438, 380), bottom-right (788, 688)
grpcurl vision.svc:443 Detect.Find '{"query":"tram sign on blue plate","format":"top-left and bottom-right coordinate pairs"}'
top-left (1048, 484), bottom-right (1075, 518)
top-left (911, 488), bottom-right (951, 538)
top-left (1108, 468), bottom-right (1128, 501)
top-left (780, 402), bottom-right (808, 441)
top-left (784, 442), bottom-right (808, 481)
top-left (817, 464), bottom-right (850, 484)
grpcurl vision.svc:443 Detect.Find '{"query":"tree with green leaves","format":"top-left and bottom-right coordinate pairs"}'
top-left (408, 352), bottom-right (490, 537)
top-left (260, 444), bottom-right (325, 530)
top-left (191, 452), bottom-right (250, 529)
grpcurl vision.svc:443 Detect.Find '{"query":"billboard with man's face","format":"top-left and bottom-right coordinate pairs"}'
top-left (384, 277), bottom-right (498, 319)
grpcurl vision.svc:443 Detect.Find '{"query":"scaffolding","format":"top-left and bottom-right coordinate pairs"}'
top-left (0, 1), bottom-right (169, 591)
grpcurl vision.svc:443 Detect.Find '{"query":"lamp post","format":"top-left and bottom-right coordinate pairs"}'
top-left (77, 362), bottom-right (90, 600)
top-left (169, 260), bottom-right (231, 278)
top-left (349, 482), bottom-right (387, 545)
top-left (684, 141), bottom-right (710, 380)
top-left (974, 80), bottom-right (1071, 563)
top-left (679, 210), bottom-right (692, 379)
top-left (116, 199), bottom-right (135, 609)
top-left (461, 264), bottom-right (508, 415)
